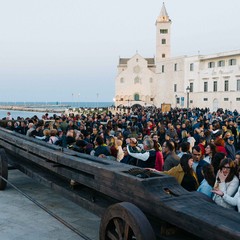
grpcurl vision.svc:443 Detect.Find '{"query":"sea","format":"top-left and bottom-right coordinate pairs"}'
top-left (0, 102), bottom-right (113, 120)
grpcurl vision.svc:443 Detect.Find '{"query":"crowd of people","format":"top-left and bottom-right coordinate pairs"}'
top-left (2, 106), bottom-right (240, 212)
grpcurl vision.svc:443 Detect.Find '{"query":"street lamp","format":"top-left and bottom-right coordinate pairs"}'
top-left (78, 93), bottom-right (80, 108)
top-left (175, 95), bottom-right (178, 108)
top-left (186, 86), bottom-right (190, 109)
top-left (96, 93), bottom-right (99, 109)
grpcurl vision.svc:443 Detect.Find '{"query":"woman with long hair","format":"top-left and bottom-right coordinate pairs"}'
top-left (197, 165), bottom-right (216, 198)
top-left (203, 143), bottom-right (217, 164)
top-left (212, 152), bottom-right (226, 175)
top-left (164, 154), bottom-right (199, 191)
top-left (153, 140), bottom-right (164, 171)
top-left (212, 158), bottom-right (239, 209)
top-left (106, 136), bottom-right (118, 159)
top-left (181, 130), bottom-right (188, 143)
top-left (214, 138), bottom-right (227, 155)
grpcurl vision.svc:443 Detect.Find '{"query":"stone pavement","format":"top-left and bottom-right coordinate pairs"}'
top-left (0, 169), bottom-right (100, 240)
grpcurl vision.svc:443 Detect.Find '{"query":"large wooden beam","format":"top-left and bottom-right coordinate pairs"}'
top-left (0, 127), bottom-right (240, 240)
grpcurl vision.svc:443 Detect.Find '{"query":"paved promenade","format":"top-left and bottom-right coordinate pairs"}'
top-left (0, 170), bottom-right (100, 240)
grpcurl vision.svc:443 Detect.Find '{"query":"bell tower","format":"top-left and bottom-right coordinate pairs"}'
top-left (155, 2), bottom-right (172, 63)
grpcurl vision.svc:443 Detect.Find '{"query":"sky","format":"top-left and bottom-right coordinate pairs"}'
top-left (0, 0), bottom-right (240, 103)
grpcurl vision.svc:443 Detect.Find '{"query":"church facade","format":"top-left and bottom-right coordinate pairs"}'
top-left (114, 3), bottom-right (240, 111)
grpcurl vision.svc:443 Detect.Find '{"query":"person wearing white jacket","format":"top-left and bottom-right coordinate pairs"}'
top-left (213, 186), bottom-right (240, 212)
top-left (212, 158), bottom-right (239, 210)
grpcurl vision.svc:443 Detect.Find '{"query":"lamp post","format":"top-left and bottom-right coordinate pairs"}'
top-left (186, 86), bottom-right (190, 109)
top-left (78, 93), bottom-right (80, 108)
top-left (96, 93), bottom-right (99, 109)
top-left (175, 95), bottom-right (178, 108)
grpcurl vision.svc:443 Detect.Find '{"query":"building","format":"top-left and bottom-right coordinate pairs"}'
top-left (115, 3), bottom-right (240, 111)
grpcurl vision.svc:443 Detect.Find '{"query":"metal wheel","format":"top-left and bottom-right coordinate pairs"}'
top-left (0, 148), bottom-right (8, 190)
top-left (99, 202), bottom-right (156, 240)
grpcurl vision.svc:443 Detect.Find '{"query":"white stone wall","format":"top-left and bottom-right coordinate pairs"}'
top-left (115, 54), bottom-right (156, 106)
top-left (115, 5), bottom-right (240, 111)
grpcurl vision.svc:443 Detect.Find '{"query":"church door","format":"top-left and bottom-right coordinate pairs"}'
top-left (134, 94), bottom-right (140, 101)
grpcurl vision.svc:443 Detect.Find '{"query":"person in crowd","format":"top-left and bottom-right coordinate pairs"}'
top-left (6, 112), bottom-right (12, 120)
top-left (214, 138), bottom-right (227, 155)
top-left (158, 125), bottom-right (166, 146)
top-left (90, 127), bottom-right (99, 144)
top-left (71, 139), bottom-right (93, 154)
top-left (59, 116), bottom-right (68, 133)
top-left (187, 131), bottom-right (196, 153)
top-left (106, 136), bottom-right (118, 159)
top-left (192, 146), bottom-right (209, 184)
top-left (197, 164), bottom-right (215, 198)
top-left (120, 146), bottom-right (137, 165)
top-left (198, 137), bottom-right (206, 156)
top-left (177, 142), bottom-right (190, 158)
top-left (35, 128), bottom-right (50, 142)
top-left (193, 127), bottom-right (202, 146)
top-left (181, 130), bottom-right (188, 144)
top-left (235, 151), bottom-right (240, 179)
top-left (13, 121), bottom-right (21, 133)
top-left (212, 129), bottom-right (223, 141)
top-left (227, 119), bottom-right (238, 144)
top-left (48, 129), bottom-right (59, 145)
top-left (30, 123), bottom-right (44, 138)
top-left (92, 135), bottom-right (111, 157)
top-left (212, 152), bottom-right (226, 175)
top-left (18, 121), bottom-right (28, 135)
top-left (222, 124), bottom-right (232, 139)
top-left (65, 129), bottom-right (77, 145)
top-left (165, 124), bottom-right (178, 141)
top-left (162, 140), bottom-right (180, 171)
top-left (154, 139), bottom-right (164, 171)
top-left (116, 139), bottom-right (124, 162)
top-left (212, 158), bottom-right (239, 209)
top-left (26, 122), bottom-right (35, 137)
top-left (115, 131), bottom-right (124, 142)
top-left (213, 184), bottom-right (240, 212)
top-left (203, 143), bottom-right (217, 164)
top-left (5, 121), bottom-right (14, 131)
top-left (127, 138), bottom-right (156, 168)
top-left (164, 154), bottom-right (199, 192)
top-left (225, 136), bottom-right (236, 160)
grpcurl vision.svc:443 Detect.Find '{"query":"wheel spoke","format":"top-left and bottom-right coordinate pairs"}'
top-left (123, 222), bottom-right (131, 240)
top-left (100, 202), bottom-right (156, 240)
top-left (107, 230), bottom-right (119, 240)
top-left (113, 218), bottom-right (124, 238)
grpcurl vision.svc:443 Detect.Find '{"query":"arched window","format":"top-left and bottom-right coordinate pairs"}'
top-left (134, 94), bottom-right (140, 101)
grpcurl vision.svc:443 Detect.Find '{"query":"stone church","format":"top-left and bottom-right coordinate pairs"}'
top-left (114, 3), bottom-right (240, 111)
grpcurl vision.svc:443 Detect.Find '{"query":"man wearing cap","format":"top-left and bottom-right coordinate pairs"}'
top-left (225, 136), bottom-right (236, 160)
